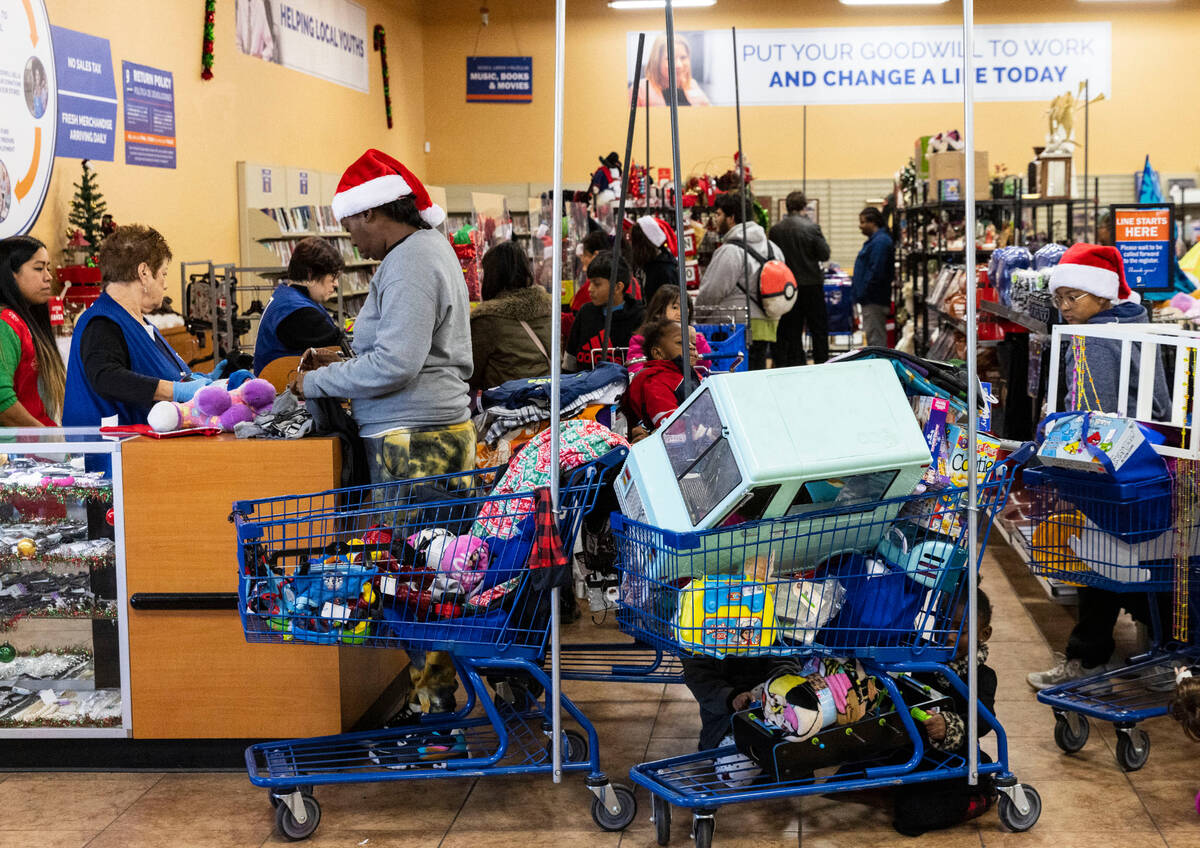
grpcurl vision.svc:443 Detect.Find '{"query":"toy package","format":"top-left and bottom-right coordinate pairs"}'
top-left (946, 425), bottom-right (1001, 487)
top-left (675, 576), bottom-right (776, 657)
top-left (1037, 414), bottom-right (1161, 477)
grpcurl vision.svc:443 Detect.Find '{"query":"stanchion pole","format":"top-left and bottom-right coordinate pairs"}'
top-left (664, 0), bottom-right (694, 394)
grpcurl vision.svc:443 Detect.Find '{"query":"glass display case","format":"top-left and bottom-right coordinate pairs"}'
top-left (0, 429), bottom-right (129, 737)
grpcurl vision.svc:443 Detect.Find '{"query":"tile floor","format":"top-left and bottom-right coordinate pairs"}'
top-left (1, 542), bottom-right (1197, 848)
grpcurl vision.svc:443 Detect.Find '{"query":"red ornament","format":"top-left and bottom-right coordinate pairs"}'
top-left (106, 508), bottom-right (115, 526)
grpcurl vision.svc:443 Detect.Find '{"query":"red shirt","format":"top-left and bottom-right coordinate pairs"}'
top-left (0, 309), bottom-right (55, 425)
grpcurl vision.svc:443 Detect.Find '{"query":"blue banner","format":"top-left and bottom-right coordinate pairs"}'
top-left (466, 57), bottom-right (532, 103)
top-left (51, 26), bottom-right (117, 161)
top-left (122, 62), bottom-right (176, 169)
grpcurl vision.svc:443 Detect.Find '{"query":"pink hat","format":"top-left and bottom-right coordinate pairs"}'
top-left (1049, 243), bottom-right (1139, 304)
top-left (635, 216), bottom-right (679, 257)
top-left (331, 149), bottom-right (445, 227)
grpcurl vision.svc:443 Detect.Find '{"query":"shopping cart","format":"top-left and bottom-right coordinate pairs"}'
top-left (1026, 464), bottom-right (1200, 771)
top-left (610, 450), bottom-right (1043, 845)
top-left (694, 324), bottom-right (748, 374)
top-left (233, 450), bottom-right (639, 840)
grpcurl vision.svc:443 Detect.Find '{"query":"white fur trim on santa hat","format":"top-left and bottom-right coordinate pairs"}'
top-left (636, 215), bottom-right (666, 248)
top-left (1049, 262), bottom-right (1121, 301)
top-left (332, 175), bottom-right (446, 227)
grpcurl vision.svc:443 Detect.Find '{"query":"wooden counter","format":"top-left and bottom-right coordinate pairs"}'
top-left (122, 435), bottom-right (406, 739)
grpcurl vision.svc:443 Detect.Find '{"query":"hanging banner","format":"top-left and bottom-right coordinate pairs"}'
top-left (51, 26), bottom-right (118, 160)
top-left (626, 22), bottom-right (1111, 107)
top-left (1112, 204), bottom-right (1174, 294)
top-left (0, 0), bottom-right (57, 237)
top-left (466, 57), bottom-right (533, 103)
top-left (236, 0), bottom-right (368, 92)
top-left (122, 62), bottom-right (175, 169)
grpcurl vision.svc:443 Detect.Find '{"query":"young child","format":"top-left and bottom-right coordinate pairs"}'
top-left (1170, 664), bottom-right (1200, 741)
top-left (565, 250), bottom-right (645, 371)
top-left (893, 588), bottom-right (997, 837)
top-left (626, 319), bottom-right (706, 431)
top-left (627, 287), bottom-right (711, 375)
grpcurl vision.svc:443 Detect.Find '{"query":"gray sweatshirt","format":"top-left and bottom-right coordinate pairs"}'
top-left (696, 222), bottom-right (786, 322)
top-left (304, 228), bottom-right (472, 434)
top-left (1063, 301), bottom-right (1170, 419)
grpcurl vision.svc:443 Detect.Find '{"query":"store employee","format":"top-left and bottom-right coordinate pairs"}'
top-left (63, 224), bottom-right (207, 428)
top-left (253, 237), bottom-right (344, 375)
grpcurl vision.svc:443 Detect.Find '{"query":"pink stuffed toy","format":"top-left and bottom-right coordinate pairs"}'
top-left (147, 378), bottom-right (276, 433)
top-left (435, 535), bottom-right (490, 594)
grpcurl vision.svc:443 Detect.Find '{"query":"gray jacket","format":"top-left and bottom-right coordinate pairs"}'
top-left (768, 213), bottom-right (830, 287)
top-left (304, 228), bottom-right (472, 434)
top-left (696, 223), bottom-right (786, 322)
top-left (1063, 301), bottom-right (1170, 419)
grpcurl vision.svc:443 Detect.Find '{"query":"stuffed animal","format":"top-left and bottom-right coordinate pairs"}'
top-left (755, 658), bottom-right (880, 742)
top-left (147, 378), bottom-right (275, 432)
top-left (434, 535), bottom-right (490, 594)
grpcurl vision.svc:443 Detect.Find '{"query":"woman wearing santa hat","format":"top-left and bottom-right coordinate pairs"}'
top-left (630, 215), bottom-right (680, 306)
top-left (1028, 242), bottom-right (1171, 692)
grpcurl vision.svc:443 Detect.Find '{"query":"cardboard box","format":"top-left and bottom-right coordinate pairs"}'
top-left (927, 151), bottom-right (990, 200)
top-left (1037, 414), bottom-right (1146, 474)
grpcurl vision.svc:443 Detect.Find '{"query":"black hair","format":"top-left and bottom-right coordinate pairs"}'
top-left (786, 191), bottom-right (807, 214)
top-left (0, 236), bottom-right (66, 418)
top-left (375, 195), bottom-right (431, 230)
top-left (953, 587), bottom-right (992, 627)
top-left (481, 240), bottom-right (534, 301)
top-left (860, 206), bottom-right (886, 228)
top-left (629, 225), bottom-right (660, 269)
top-left (580, 229), bottom-right (610, 256)
top-left (713, 192), bottom-right (746, 223)
top-left (644, 285), bottom-right (681, 322)
top-left (640, 318), bottom-right (681, 360)
top-left (287, 237), bottom-right (344, 283)
top-left (586, 250), bottom-right (632, 287)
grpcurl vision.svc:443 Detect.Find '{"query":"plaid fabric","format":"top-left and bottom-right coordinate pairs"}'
top-left (528, 486), bottom-right (571, 591)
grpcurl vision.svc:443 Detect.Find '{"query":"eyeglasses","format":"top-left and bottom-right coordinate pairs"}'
top-left (1052, 291), bottom-right (1090, 308)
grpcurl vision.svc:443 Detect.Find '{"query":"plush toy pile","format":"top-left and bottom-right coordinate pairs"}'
top-left (147, 378), bottom-right (275, 433)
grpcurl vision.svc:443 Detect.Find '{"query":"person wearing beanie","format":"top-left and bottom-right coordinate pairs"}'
top-left (630, 215), bottom-right (680, 306)
top-left (1028, 241), bottom-right (1171, 692)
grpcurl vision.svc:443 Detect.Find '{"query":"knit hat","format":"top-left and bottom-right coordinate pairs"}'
top-left (635, 216), bottom-right (678, 257)
top-left (1049, 243), bottom-right (1139, 304)
top-left (331, 149), bottom-right (445, 227)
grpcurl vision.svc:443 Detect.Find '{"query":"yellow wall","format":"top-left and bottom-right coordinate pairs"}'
top-left (32, 0), bottom-right (427, 295)
top-left (420, 0), bottom-right (1200, 187)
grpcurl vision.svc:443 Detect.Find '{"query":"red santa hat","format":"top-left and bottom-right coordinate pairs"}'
top-left (635, 216), bottom-right (679, 257)
top-left (331, 149), bottom-right (445, 227)
top-left (1049, 243), bottom-right (1140, 305)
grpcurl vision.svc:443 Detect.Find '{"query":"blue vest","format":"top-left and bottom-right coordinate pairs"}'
top-left (252, 284), bottom-right (337, 375)
top-left (63, 291), bottom-right (190, 428)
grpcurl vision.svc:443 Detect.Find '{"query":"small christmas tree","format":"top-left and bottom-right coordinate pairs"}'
top-left (67, 159), bottom-right (108, 259)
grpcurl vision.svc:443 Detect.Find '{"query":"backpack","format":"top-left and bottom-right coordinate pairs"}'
top-left (726, 237), bottom-right (797, 319)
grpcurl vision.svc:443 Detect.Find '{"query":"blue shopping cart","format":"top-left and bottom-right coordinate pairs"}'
top-left (1025, 464), bottom-right (1200, 771)
top-left (232, 450), bottom-right (639, 840)
top-left (609, 449), bottom-right (1042, 846)
top-left (694, 323), bottom-right (748, 374)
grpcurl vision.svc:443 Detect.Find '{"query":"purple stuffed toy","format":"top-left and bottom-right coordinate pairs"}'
top-left (195, 378), bottom-right (276, 430)
top-left (435, 535), bottom-right (490, 594)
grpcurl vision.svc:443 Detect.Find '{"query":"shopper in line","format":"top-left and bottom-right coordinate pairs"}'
top-left (64, 225), bottom-right (207, 429)
top-left (252, 237), bottom-right (344, 376)
top-left (770, 191), bottom-right (832, 366)
top-left (697, 191), bottom-right (785, 371)
top-left (627, 286), bottom-right (710, 375)
top-left (1028, 243), bottom-right (1171, 690)
top-left (626, 319), bottom-right (704, 432)
top-left (630, 216), bottom-right (680, 306)
top-left (852, 206), bottom-right (894, 349)
top-left (565, 250), bottom-right (644, 370)
top-left (564, 229), bottom-right (614, 345)
top-left (469, 240), bottom-right (553, 392)
top-left (0, 236), bottom-right (66, 425)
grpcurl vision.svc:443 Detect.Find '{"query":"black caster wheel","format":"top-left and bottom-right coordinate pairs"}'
top-left (544, 729), bottom-right (589, 764)
top-left (1053, 712), bottom-right (1090, 753)
top-left (693, 816), bottom-right (715, 848)
top-left (591, 783), bottom-right (637, 832)
top-left (997, 785), bottom-right (1041, 832)
top-left (1115, 727), bottom-right (1150, 772)
top-left (652, 795), bottom-right (671, 846)
top-left (275, 793), bottom-right (321, 841)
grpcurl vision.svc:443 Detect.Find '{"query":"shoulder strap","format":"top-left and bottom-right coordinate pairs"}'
top-left (518, 320), bottom-right (551, 366)
top-left (724, 237), bottom-right (769, 266)
top-left (724, 238), bottom-right (768, 308)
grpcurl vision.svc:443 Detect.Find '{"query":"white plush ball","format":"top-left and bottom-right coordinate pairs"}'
top-left (147, 402), bottom-right (181, 433)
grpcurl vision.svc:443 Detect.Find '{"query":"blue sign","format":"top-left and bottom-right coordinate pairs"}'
top-left (466, 56), bottom-right (532, 103)
top-left (1113, 205), bottom-right (1173, 293)
top-left (51, 27), bottom-right (117, 161)
top-left (122, 62), bottom-right (175, 169)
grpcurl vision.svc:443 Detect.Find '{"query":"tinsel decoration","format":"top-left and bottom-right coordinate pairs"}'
top-left (1174, 349), bottom-right (1196, 643)
top-left (373, 25), bottom-right (392, 128)
top-left (201, 0), bottom-right (217, 80)
top-left (0, 484), bottom-right (112, 506)
top-left (0, 553), bottom-right (113, 571)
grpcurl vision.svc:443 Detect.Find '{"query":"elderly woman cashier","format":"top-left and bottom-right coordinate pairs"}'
top-left (289, 150), bottom-right (475, 485)
top-left (63, 225), bottom-right (209, 429)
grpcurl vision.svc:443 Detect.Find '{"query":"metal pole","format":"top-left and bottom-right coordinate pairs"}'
top-left (962, 0), bottom-right (980, 788)
top-left (548, 0), bottom-right (566, 785)
top-left (645, 84), bottom-right (651, 203)
top-left (665, 1), bottom-right (694, 394)
top-left (732, 26), bottom-right (754, 363)
top-left (602, 34), bottom-right (646, 362)
top-left (802, 105), bottom-right (808, 195)
top-left (1084, 79), bottom-right (1090, 242)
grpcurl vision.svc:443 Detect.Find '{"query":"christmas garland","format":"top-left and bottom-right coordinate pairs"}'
top-left (0, 553), bottom-right (113, 571)
top-left (373, 25), bottom-right (393, 128)
top-left (201, 0), bottom-right (217, 80)
top-left (0, 484), bottom-right (112, 506)
top-left (0, 716), bottom-right (121, 729)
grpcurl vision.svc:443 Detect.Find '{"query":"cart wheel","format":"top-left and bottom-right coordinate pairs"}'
top-left (275, 794), bottom-right (321, 841)
top-left (545, 729), bottom-right (589, 764)
top-left (997, 785), bottom-right (1041, 833)
top-left (1115, 727), bottom-right (1150, 772)
top-left (1053, 712), bottom-right (1090, 753)
top-left (591, 783), bottom-right (637, 832)
top-left (693, 816), bottom-right (715, 848)
top-left (652, 795), bottom-right (671, 846)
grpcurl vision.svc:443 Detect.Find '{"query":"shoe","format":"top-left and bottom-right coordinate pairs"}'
top-left (963, 789), bottom-right (997, 822)
top-left (1027, 653), bottom-right (1107, 691)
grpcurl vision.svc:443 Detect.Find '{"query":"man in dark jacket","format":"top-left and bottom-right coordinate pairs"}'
top-left (769, 191), bottom-right (832, 365)
top-left (852, 206), bottom-right (894, 348)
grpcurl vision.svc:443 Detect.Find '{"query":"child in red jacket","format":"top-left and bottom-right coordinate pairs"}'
top-left (626, 319), bottom-right (704, 430)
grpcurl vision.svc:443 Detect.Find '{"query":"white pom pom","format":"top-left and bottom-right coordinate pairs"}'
top-left (147, 402), bottom-right (181, 433)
